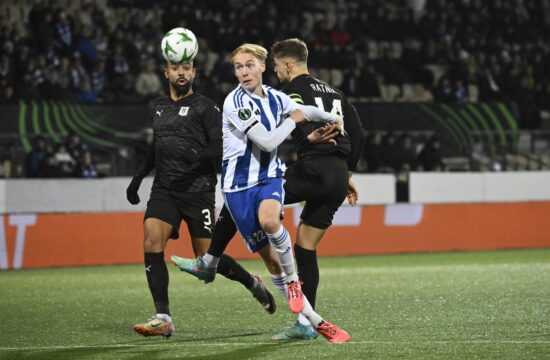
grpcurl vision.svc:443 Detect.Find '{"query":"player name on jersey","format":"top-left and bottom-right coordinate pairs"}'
top-left (309, 83), bottom-right (337, 94)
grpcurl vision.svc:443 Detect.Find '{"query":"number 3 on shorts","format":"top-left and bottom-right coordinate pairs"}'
top-left (202, 209), bottom-right (212, 233)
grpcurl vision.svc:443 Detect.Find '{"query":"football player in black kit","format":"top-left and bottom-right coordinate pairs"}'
top-left (176, 38), bottom-right (364, 341)
top-left (126, 58), bottom-right (276, 338)
top-left (269, 38), bottom-right (364, 340)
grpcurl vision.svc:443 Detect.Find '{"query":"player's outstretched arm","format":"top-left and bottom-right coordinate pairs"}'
top-left (246, 109), bottom-right (311, 152)
top-left (295, 104), bottom-right (342, 128)
top-left (247, 118), bottom-right (296, 152)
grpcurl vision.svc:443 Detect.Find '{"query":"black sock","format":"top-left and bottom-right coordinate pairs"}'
top-left (295, 244), bottom-right (319, 309)
top-left (144, 252), bottom-right (170, 316)
top-left (208, 205), bottom-right (238, 257)
top-left (217, 254), bottom-right (255, 288)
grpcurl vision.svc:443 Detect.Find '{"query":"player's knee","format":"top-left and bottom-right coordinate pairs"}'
top-left (143, 230), bottom-right (163, 252)
top-left (260, 219), bottom-right (280, 234)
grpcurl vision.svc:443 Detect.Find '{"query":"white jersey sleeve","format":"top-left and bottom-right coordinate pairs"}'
top-left (277, 91), bottom-right (337, 124)
top-left (224, 103), bottom-right (260, 134)
top-left (247, 118), bottom-right (296, 152)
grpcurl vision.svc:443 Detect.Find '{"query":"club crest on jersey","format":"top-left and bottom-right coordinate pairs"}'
top-left (238, 108), bottom-right (252, 121)
top-left (179, 107), bottom-right (189, 116)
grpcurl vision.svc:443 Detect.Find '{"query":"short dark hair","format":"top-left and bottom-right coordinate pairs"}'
top-left (271, 38), bottom-right (308, 63)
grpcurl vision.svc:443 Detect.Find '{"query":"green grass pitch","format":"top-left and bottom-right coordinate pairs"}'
top-left (0, 249), bottom-right (549, 359)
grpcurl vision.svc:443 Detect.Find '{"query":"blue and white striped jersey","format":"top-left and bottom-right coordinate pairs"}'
top-left (221, 84), bottom-right (297, 193)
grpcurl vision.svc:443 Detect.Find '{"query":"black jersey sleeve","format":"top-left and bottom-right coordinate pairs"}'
top-left (134, 101), bottom-right (158, 179)
top-left (342, 98), bottom-right (365, 171)
top-left (135, 139), bottom-right (155, 178)
top-left (197, 101), bottom-right (222, 160)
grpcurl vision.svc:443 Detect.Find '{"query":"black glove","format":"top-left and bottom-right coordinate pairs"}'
top-left (126, 176), bottom-right (142, 205)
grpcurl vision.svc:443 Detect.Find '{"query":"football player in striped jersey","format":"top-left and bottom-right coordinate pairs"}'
top-left (173, 43), bottom-right (350, 343)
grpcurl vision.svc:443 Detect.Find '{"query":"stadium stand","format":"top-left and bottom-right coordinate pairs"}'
top-left (1, 0), bottom-right (550, 177)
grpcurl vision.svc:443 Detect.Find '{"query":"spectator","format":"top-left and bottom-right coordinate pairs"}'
top-left (0, 142), bottom-right (15, 178)
top-left (90, 60), bottom-right (107, 100)
top-left (25, 135), bottom-right (47, 178)
top-left (515, 77), bottom-right (541, 129)
top-left (363, 132), bottom-right (383, 173)
top-left (0, 79), bottom-right (15, 104)
top-left (69, 53), bottom-right (89, 94)
top-left (433, 75), bottom-right (455, 102)
top-left (54, 12), bottom-right (74, 56)
top-left (76, 151), bottom-right (100, 178)
top-left (65, 132), bottom-right (88, 163)
top-left (53, 143), bottom-right (75, 176)
top-left (108, 43), bottom-right (131, 91)
top-left (135, 59), bottom-right (162, 100)
top-left (380, 132), bottom-right (400, 172)
top-left (75, 25), bottom-right (97, 69)
top-left (455, 80), bottom-right (468, 103)
top-left (37, 152), bottom-right (64, 178)
top-left (394, 133), bottom-right (418, 171)
top-left (416, 135), bottom-right (445, 171)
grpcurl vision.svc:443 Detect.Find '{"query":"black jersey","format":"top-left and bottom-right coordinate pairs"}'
top-left (281, 74), bottom-right (364, 170)
top-left (140, 93), bottom-right (221, 193)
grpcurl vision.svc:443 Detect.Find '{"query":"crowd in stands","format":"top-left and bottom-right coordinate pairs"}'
top-left (358, 131), bottom-right (444, 173)
top-left (2, 0), bottom-right (550, 177)
top-left (24, 132), bottom-right (101, 178)
top-left (1, 0), bottom-right (550, 130)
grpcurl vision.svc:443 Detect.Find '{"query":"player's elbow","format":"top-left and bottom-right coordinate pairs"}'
top-left (257, 143), bottom-right (276, 152)
top-left (249, 136), bottom-right (277, 152)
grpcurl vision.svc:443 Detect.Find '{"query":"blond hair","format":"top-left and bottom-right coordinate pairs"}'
top-left (231, 43), bottom-right (268, 63)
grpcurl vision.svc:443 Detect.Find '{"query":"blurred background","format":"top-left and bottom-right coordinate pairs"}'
top-left (1, 0), bottom-right (550, 190)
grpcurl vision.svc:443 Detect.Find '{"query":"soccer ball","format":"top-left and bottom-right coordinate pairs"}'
top-left (161, 27), bottom-right (199, 64)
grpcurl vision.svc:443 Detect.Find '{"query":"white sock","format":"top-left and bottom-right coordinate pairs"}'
top-left (300, 296), bottom-right (323, 328)
top-left (202, 253), bottom-right (219, 269)
top-left (156, 313), bottom-right (172, 322)
top-left (270, 273), bottom-right (288, 298)
top-left (271, 273), bottom-right (321, 326)
top-left (266, 226), bottom-right (298, 281)
top-left (297, 313), bottom-right (310, 326)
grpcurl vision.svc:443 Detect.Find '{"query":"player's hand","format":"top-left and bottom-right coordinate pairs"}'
top-left (289, 109), bottom-right (307, 123)
top-left (307, 124), bottom-right (339, 144)
top-left (334, 116), bottom-right (344, 132)
top-left (347, 177), bottom-right (358, 206)
top-left (126, 176), bottom-right (142, 205)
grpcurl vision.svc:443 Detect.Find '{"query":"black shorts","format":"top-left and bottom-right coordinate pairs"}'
top-left (144, 190), bottom-right (214, 239)
top-left (284, 159), bottom-right (349, 229)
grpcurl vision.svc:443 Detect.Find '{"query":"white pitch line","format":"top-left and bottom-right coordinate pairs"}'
top-left (1, 340), bottom-right (549, 351)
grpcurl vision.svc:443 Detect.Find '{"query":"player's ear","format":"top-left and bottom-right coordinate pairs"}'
top-left (164, 65), bottom-right (169, 79)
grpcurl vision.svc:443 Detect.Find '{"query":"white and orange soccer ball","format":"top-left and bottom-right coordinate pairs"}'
top-left (161, 27), bottom-right (199, 64)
